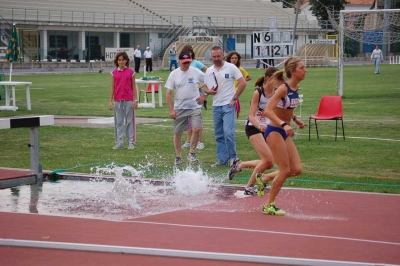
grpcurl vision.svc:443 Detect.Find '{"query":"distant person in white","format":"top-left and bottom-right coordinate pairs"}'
top-left (133, 45), bottom-right (141, 73)
top-left (371, 44), bottom-right (383, 74)
top-left (143, 47), bottom-right (153, 73)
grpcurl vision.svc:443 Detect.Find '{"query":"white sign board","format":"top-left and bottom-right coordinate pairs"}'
top-left (253, 31), bottom-right (293, 59)
top-left (105, 48), bottom-right (134, 62)
top-left (178, 36), bottom-right (220, 44)
top-left (309, 39), bottom-right (337, 44)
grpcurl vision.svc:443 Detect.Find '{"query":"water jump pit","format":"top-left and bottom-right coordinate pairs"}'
top-left (0, 166), bottom-right (246, 221)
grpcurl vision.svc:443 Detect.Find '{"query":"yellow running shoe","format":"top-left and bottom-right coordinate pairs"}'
top-left (262, 202), bottom-right (286, 216)
top-left (255, 173), bottom-right (266, 197)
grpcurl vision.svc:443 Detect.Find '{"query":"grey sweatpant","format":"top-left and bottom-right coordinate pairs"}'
top-left (114, 100), bottom-right (135, 145)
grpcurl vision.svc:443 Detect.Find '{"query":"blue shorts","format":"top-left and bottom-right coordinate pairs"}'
top-left (264, 125), bottom-right (287, 141)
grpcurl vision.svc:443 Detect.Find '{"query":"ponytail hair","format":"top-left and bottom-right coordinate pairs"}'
top-left (254, 66), bottom-right (280, 87)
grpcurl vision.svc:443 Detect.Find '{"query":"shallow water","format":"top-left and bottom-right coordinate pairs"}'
top-left (0, 167), bottom-right (235, 221)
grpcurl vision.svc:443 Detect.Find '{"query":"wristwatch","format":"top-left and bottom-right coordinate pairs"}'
top-left (280, 121), bottom-right (287, 128)
top-left (232, 97), bottom-right (237, 101)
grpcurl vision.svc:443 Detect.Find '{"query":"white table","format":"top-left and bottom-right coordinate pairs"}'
top-left (0, 81), bottom-right (32, 111)
top-left (135, 79), bottom-right (163, 108)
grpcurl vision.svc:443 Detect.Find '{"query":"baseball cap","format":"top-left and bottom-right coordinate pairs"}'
top-left (179, 52), bottom-right (192, 63)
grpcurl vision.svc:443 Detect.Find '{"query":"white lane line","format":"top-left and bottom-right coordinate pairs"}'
top-left (0, 239), bottom-right (395, 266)
top-left (141, 124), bottom-right (400, 142)
top-left (124, 220), bottom-right (400, 247)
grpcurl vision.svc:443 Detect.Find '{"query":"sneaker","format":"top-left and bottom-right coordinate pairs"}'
top-left (244, 185), bottom-right (257, 196)
top-left (187, 152), bottom-right (199, 163)
top-left (210, 161), bottom-right (228, 167)
top-left (181, 141), bottom-right (191, 149)
top-left (229, 158), bottom-right (240, 167)
top-left (127, 144), bottom-right (135, 150)
top-left (262, 202), bottom-right (286, 216)
top-left (228, 158), bottom-right (242, 180)
top-left (112, 143), bottom-right (124, 150)
top-left (175, 157), bottom-right (183, 165)
top-left (196, 142), bottom-right (205, 150)
top-left (255, 173), bottom-right (266, 197)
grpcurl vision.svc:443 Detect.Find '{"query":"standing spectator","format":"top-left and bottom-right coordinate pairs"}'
top-left (169, 45), bottom-right (178, 72)
top-left (371, 44), bottom-right (383, 74)
top-left (200, 46), bottom-right (247, 167)
top-left (256, 56), bottom-right (306, 216)
top-left (144, 47), bottom-right (153, 73)
top-left (134, 45), bottom-right (141, 73)
top-left (165, 52), bottom-right (205, 165)
top-left (226, 51), bottom-right (251, 118)
top-left (256, 59), bottom-right (261, 69)
top-left (180, 44), bottom-right (208, 150)
top-left (109, 52), bottom-right (138, 150)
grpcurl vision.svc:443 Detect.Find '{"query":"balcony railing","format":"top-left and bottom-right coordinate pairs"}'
top-left (0, 7), bottom-right (332, 31)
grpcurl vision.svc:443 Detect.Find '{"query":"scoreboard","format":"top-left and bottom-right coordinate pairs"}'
top-left (253, 31), bottom-right (294, 59)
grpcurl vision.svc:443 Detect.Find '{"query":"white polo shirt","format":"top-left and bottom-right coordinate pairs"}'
top-left (144, 50), bottom-right (153, 58)
top-left (205, 61), bottom-right (243, 106)
top-left (134, 49), bottom-right (141, 58)
top-left (165, 66), bottom-right (205, 110)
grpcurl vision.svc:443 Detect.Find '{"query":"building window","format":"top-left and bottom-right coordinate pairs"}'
top-left (49, 35), bottom-right (68, 48)
top-left (309, 35), bottom-right (318, 39)
top-left (237, 34), bottom-right (246, 43)
top-left (120, 33), bottom-right (130, 47)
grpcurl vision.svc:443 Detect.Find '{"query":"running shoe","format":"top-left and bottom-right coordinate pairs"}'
top-left (262, 202), bottom-right (286, 216)
top-left (112, 143), bottom-right (124, 150)
top-left (181, 141), bottom-right (191, 149)
top-left (127, 144), bottom-right (135, 150)
top-left (228, 158), bottom-right (242, 180)
top-left (175, 157), bottom-right (183, 165)
top-left (244, 185), bottom-right (257, 196)
top-left (187, 152), bottom-right (199, 163)
top-left (196, 142), bottom-right (205, 150)
top-left (210, 161), bottom-right (228, 167)
top-left (255, 173), bottom-right (266, 197)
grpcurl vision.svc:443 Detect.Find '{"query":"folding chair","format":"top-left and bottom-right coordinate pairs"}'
top-left (309, 95), bottom-right (345, 141)
top-left (139, 83), bottom-right (159, 103)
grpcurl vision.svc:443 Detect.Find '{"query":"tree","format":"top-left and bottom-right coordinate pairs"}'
top-left (308, 0), bottom-right (347, 29)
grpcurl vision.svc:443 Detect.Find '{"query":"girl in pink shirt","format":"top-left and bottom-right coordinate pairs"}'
top-left (109, 52), bottom-right (138, 150)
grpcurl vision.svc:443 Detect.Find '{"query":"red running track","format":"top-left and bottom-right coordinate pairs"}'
top-left (0, 188), bottom-right (399, 265)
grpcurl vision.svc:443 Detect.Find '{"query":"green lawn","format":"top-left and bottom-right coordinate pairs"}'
top-left (1, 64), bottom-right (399, 194)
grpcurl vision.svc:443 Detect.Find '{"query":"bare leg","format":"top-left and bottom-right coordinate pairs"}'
top-left (174, 132), bottom-right (183, 158)
top-left (265, 132), bottom-right (291, 206)
top-left (189, 127), bottom-right (200, 153)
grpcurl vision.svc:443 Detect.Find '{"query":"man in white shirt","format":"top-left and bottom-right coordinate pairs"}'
top-left (165, 52), bottom-right (205, 165)
top-left (371, 44), bottom-right (383, 74)
top-left (143, 47), bottom-right (153, 73)
top-left (199, 46), bottom-right (246, 167)
top-left (133, 45), bottom-right (141, 73)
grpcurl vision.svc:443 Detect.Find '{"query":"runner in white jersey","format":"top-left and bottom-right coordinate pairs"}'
top-left (228, 67), bottom-right (279, 196)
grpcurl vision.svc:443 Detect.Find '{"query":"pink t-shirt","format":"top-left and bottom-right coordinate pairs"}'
top-left (111, 67), bottom-right (135, 101)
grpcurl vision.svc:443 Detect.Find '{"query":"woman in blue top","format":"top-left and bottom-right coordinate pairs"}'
top-left (256, 56), bottom-right (306, 216)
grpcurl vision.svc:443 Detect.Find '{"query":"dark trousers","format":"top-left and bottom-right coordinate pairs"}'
top-left (145, 58), bottom-right (153, 72)
top-left (268, 59), bottom-right (275, 67)
top-left (134, 57), bottom-right (141, 73)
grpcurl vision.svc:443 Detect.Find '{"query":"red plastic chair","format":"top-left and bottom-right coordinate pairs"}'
top-left (139, 83), bottom-right (159, 103)
top-left (309, 96), bottom-right (345, 141)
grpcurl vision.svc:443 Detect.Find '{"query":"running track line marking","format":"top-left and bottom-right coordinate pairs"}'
top-left (141, 123), bottom-right (400, 142)
top-left (124, 220), bottom-right (400, 247)
top-left (0, 239), bottom-right (396, 266)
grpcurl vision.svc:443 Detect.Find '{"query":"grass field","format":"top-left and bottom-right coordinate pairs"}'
top-left (1, 64), bottom-right (399, 194)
